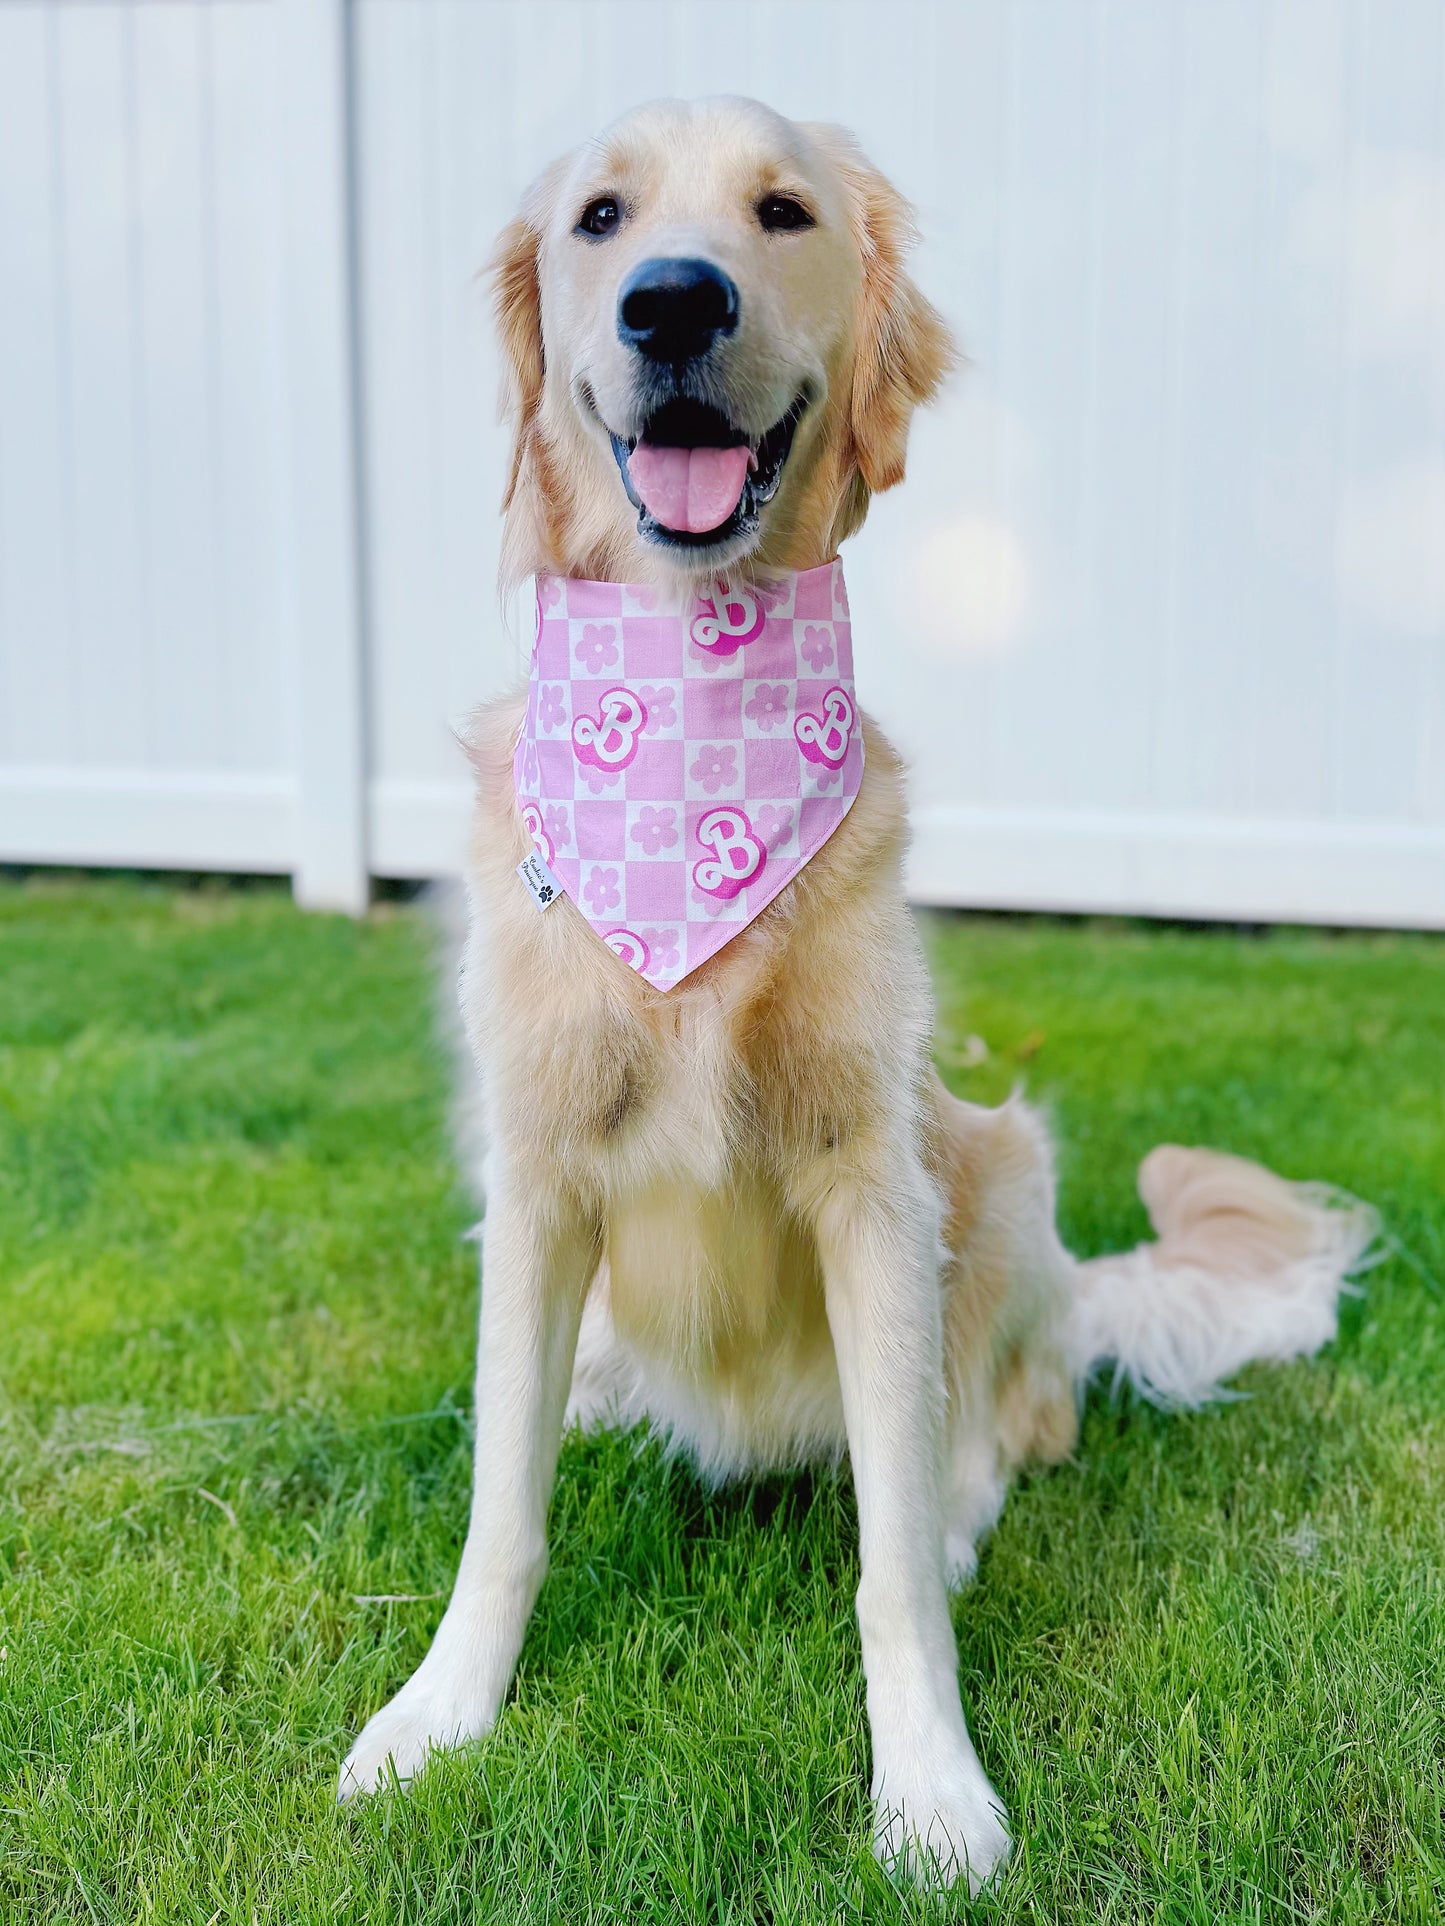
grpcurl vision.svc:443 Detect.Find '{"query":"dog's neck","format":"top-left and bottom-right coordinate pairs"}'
top-left (601, 548), bottom-right (838, 594)
top-left (548, 519), bottom-right (852, 598)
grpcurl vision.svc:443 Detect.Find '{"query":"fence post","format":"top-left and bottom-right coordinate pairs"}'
top-left (277, 0), bottom-right (368, 912)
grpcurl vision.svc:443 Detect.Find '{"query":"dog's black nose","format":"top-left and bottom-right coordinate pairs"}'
top-left (617, 257), bottom-right (739, 364)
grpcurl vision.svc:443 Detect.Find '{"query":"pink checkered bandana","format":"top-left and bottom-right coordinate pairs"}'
top-left (513, 559), bottom-right (862, 992)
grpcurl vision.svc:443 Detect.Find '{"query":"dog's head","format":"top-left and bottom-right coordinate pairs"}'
top-left (492, 97), bottom-right (956, 586)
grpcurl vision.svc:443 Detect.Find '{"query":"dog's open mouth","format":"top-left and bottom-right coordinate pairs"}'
top-left (610, 397), bottom-right (805, 548)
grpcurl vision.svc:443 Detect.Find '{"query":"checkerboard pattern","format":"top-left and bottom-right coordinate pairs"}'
top-left (513, 560), bottom-right (863, 992)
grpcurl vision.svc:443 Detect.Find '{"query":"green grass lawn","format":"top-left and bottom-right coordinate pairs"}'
top-left (2, 876), bottom-right (1442, 1924)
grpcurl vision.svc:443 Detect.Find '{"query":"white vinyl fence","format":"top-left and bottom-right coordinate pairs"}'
top-left (3, 0), bottom-right (1443, 925)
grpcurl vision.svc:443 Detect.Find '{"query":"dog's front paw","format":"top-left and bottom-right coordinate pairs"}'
top-left (871, 1751), bottom-right (1012, 1893)
top-left (337, 1666), bottom-right (494, 1801)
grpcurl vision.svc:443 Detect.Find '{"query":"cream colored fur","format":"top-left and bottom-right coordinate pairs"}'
top-left (338, 98), bottom-right (1374, 1892)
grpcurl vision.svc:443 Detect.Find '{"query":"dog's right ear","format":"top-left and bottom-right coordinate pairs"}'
top-left (490, 214), bottom-right (542, 511)
top-left (488, 161), bottom-right (565, 512)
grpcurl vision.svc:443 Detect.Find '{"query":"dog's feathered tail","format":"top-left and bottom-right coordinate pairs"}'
top-left (1065, 1145), bottom-right (1378, 1407)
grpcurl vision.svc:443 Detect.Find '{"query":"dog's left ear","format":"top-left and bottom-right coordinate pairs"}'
top-left (806, 128), bottom-right (959, 493)
top-left (489, 215), bottom-right (546, 513)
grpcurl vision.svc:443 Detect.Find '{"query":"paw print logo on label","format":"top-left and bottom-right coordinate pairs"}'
top-left (572, 686), bottom-right (647, 771)
top-left (689, 576), bottom-right (766, 655)
top-left (520, 801), bottom-right (554, 864)
top-left (603, 928), bottom-right (650, 972)
top-left (794, 686), bottom-right (856, 769)
top-left (692, 805), bottom-right (767, 900)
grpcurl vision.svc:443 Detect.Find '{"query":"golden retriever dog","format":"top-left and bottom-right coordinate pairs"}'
top-left (338, 97), bottom-right (1374, 1889)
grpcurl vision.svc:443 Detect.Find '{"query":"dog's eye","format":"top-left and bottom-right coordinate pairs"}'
top-left (576, 197), bottom-right (622, 238)
top-left (757, 194), bottom-right (815, 234)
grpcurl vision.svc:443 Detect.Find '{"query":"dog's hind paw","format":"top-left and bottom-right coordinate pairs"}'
top-left (871, 1758), bottom-right (1012, 1893)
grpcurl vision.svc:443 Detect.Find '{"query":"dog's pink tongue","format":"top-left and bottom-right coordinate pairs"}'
top-left (628, 442), bottom-right (750, 534)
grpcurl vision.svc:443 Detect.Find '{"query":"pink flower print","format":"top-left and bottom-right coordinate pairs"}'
top-left (538, 576), bottom-right (562, 611)
top-left (637, 684), bottom-right (676, 734)
top-left (689, 882), bottom-right (733, 919)
top-left (543, 804), bottom-right (571, 851)
top-left (811, 762), bottom-right (841, 791)
top-left (583, 865), bottom-right (622, 915)
top-left (690, 744), bottom-right (738, 794)
top-left (577, 761), bottom-right (620, 794)
top-left (744, 683), bottom-right (790, 732)
top-left (626, 584), bottom-right (659, 611)
top-left (801, 624), bottom-right (835, 671)
top-left (537, 684), bottom-right (565, 734)
top-left (575, 623), bottom-right (620, 674)
top-left (754, 803), bottom-right (794, 850)
top-left (630, 805), bottom-right (679, 856)
top-left (753, 576), bottom-right (791, 612)
top-left (521, 741), bottom-right (539, 789)
top-left (833, 573), bottom-right (849, 615)
top-left (640, 927), bottom-right (680, 971)
top-left (687, 634), bottom-right (727, 674)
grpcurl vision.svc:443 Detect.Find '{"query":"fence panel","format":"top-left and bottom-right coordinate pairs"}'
top-left (0, 0), bottom-right (298, 873)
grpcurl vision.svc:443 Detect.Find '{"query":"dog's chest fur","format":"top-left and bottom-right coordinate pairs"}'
top-left (508, 916), bottom-right (831, 1371)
